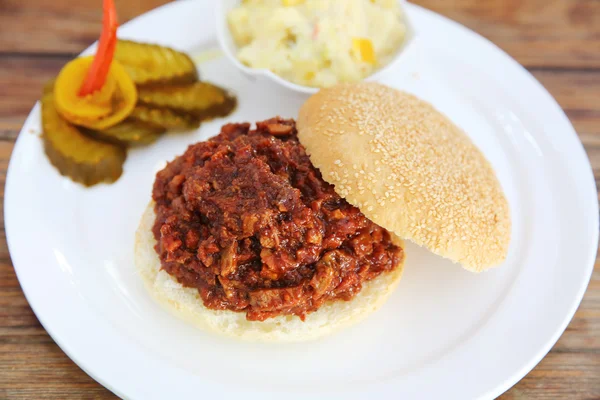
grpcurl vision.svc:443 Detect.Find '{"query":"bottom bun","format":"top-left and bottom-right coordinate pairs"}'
top-left (135, 202), bottom-right (405, 342)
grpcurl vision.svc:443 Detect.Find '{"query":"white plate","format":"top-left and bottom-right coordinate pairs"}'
top-left (6, 1), bottom-right (598, 399)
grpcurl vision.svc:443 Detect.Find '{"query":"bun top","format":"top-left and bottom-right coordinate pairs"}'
top-left (297, 82), bottom-right (510, 272)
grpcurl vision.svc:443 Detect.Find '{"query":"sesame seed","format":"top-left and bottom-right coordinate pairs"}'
top-left (296, 82), bottom-right (511, 272)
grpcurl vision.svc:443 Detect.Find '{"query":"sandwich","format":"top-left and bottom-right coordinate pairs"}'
top-left (135, 82), bottom-right (510, 342)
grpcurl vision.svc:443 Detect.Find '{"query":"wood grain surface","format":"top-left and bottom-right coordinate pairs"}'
top-left (0, 0), bottom-right (598, 399)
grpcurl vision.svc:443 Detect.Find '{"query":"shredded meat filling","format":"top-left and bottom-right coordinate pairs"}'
top-left (152, 118), bottom-right (403, 321)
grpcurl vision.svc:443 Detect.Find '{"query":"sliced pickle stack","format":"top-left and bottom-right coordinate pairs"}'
top-left (114, 40), bottom-right (237, 131)
top-left (41, 94), bottom-right (126, 187)
top-left (138, 82), bottom-right (237, 120)
top-left (114, 40), bottom-right (198, 86)
top-left (130, 105), bottom-right (201, 131)
top-left (41, 39), bottom-right (237, 186)
top-left (84, 119), bottom-right (165, 146)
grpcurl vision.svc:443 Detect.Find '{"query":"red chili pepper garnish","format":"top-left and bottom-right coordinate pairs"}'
top-left (79, 0), bottom-right (118, 97)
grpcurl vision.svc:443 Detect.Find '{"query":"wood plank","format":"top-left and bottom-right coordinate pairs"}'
top-left (530, 70), bottom-right (600, 196)
top-left (530, 70), bottom-right (600, 139)
top-left (0, 0), bottom-right (598, 68)
top-left (553, 268), bottom-right (600, 352)
top-left (0, 56), bottom-right (66, 134)
top-left (0, 0), bottom-right (170, 55)
top-left (413, 0), bottom-right (600, 68)
top-left (0, 339), bottom-right (115, 399)
top-left (500, 352), bottom-right (600, 399)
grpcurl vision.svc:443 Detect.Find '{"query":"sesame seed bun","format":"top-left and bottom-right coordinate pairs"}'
top-left (297, 83), bottom-right (510, 272)
top-left (135, 202), bottom-right (405, 342)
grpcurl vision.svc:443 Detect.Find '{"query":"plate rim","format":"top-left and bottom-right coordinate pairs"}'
top-left (5, 1), bottom-right (598, 399)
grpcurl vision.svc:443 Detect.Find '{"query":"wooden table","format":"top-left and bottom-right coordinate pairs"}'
top-left (0, 0), bottom-right (598, 398)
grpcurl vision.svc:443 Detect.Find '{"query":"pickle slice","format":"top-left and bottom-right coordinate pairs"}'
top-left (130, 105), bottom-right (200, 131)
top-left (114, 40), bottom-right (198, 86)
top-left (41, 94), bottom-right (126, 186)
top-left (138, 82), bottom-right (236, 120)
top-left (84, 119), bottom-right (165, 146)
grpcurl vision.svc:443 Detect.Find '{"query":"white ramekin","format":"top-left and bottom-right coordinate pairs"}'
top-left (215, 0), bottom-right (418, 95)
